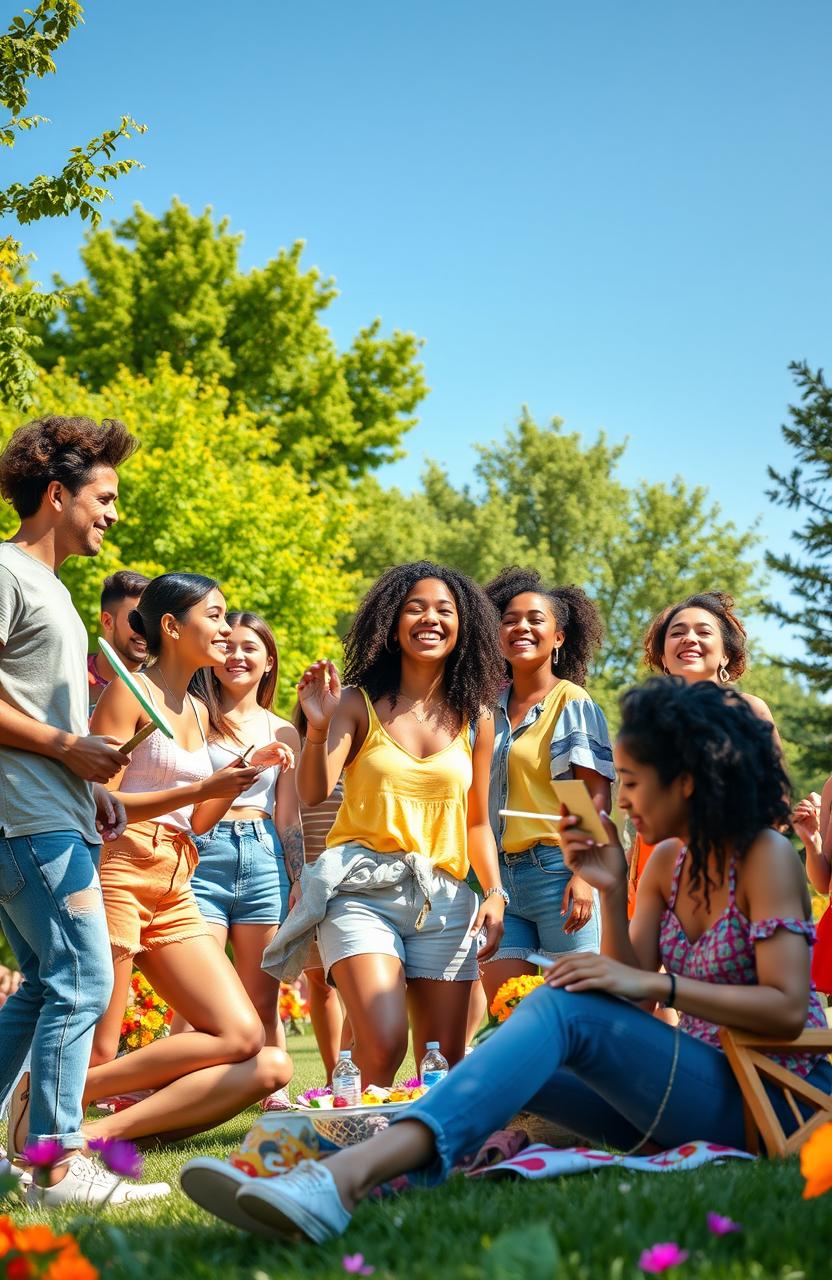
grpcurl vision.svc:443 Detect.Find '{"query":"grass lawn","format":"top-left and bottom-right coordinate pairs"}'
top-left (6, 1033), bottom-right (828, 1280)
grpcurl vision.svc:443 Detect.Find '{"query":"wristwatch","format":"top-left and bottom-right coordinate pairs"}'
top-left (483, 886), bottom-right (510, 907)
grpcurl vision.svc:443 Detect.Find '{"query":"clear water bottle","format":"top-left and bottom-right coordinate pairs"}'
top-left (420, 1041), bottom-right (449, 1089)
top-left (331, 1049), bottom-right (362, 1106)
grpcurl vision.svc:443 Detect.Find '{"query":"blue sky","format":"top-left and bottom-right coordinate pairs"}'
top-left (7, 1), bottom-right (831, 656)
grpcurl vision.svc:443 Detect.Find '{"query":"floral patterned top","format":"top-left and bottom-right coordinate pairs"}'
top-left (659, 844), bottom-right (827, 1077)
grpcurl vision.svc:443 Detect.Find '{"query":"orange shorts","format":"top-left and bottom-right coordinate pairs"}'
top-left (99, 821), bottom-right (209, 959)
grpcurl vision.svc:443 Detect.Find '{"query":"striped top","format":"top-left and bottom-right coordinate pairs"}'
top-left (300, 779), bottom-right (345, 863)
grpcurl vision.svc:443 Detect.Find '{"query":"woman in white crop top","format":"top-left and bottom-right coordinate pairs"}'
top-left (182, 612), bottom-right (302, 1097)
top-left (82, 574), bottom-right (292, 1147)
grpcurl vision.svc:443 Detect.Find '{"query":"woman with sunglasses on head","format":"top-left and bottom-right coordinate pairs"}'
top-left (184, 677), bottom-right (830, 1242)
top-left (631, 591), bottom-right (782, 914)
top-left (262, 561), bottom-right (506, 1086)
top-left (76, 575), bottom-right (292, 1148)
top-left (479, 567), bottom-right (614, 1009)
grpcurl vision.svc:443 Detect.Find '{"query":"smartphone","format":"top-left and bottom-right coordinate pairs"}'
top-left (550, 779), bottom-right (608, 843)
top-left (526, 952), bottom-right (556, 970)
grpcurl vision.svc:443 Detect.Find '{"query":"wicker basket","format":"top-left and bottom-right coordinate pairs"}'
top-left (506, 1111), bottom-right (581, 1148)
top-left (303, 1102), bottom-right (411, 1147)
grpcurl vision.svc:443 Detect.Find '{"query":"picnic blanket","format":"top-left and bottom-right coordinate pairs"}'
top-left (467, 1140), bottom-right (754, 1180)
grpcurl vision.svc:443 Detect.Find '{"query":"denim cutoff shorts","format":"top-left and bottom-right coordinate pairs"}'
top-left (487, 843), bottom-right (600, 962)
top-left (190, 818), bottom-right (290, 928)
top-left (317, 846), bottom-right (480, 983)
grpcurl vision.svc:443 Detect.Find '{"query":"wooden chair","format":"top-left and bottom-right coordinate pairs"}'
top-left (719, 1027), bottom-right (832, 1157)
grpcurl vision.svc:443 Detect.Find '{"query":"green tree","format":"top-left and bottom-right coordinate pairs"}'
top-left (0, 1), bottom-right (144, 407)
top-left (348, 412), bottom-right (761, 694)
top-left (0, 362), bottom-right (358, 710)
top-left (765, 360), bottom-right (832, 778)
top-left (35, 201), bottom-right (428, 482)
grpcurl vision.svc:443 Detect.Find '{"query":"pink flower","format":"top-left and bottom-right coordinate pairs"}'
top-left (707, 1211), bottom-right (742, 1236)
top-left (342, 1255), bottom-right (375, 1276)
top-left (21, 1139), bottom-right (65, 1168)
top-left (638, 1243), bottom-right (689, 1273)
top-left (88, 1137), bottom-right (144, 1180)
top-left (399, 1077), bottom-right (421, 1090)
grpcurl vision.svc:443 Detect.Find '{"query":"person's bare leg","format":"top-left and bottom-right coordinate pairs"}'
top-left (329, 954), bottom-right (408, 1086)
top-left (84, 936), bottom-right (265, 1104)
top-left (465, 979), bottom-right (488, 1045)
top-left (83, 1047), bottom-right (291, 1143)
top-left (407, 979), bottom-right (472, 1069)
top-left (231, 923), bottom-right (284, 1050)
top-left (306, 966), bottom-right (345, 1082)
top-left (88, 951), bottom-right (135, 1067)
top-left (320, 1121), bottom-right (437, 1213)
top-left (480, 958), bottom-right (537, 1007)
top-left (170, 922), bottom-right (228, 1036)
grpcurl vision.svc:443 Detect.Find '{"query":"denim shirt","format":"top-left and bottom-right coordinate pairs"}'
top-left (489, 685), bottom-right (615, 853)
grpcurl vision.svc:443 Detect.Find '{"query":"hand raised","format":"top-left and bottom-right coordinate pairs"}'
top-left (297, 660), bottom-right (342, 732)
top-left (558, 798), bottom-right (627, 894)
top-left (249, 741), bottom-right (295, 771)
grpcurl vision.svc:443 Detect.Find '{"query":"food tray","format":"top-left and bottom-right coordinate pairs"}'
top-left (289, 1100), bottom-right (412, 1146)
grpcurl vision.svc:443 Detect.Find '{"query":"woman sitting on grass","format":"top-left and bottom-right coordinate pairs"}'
top-left (181, 676), bottom-right (831, 1241)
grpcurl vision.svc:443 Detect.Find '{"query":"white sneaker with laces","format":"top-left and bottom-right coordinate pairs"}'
top-left (235, 1159), bottom-right (352, 1242)
top-left (26, 1154), bottom-right (170, 1206)
top-left (180, 1157), bottom-right (280, 1237)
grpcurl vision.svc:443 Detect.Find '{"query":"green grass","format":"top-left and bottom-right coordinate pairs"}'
top-left (6, 1035), bottom-right (828, 1280)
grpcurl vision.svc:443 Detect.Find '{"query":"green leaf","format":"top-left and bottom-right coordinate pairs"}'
top-left (484, 1223), bottom-right (560, 1280)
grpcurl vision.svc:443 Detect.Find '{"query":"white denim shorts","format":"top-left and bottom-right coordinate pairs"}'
top-left (317, 853), bottom-right (479, 983)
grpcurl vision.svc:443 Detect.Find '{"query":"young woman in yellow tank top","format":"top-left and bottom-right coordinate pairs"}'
top-left (293, 561), bottom-right (506, 1085)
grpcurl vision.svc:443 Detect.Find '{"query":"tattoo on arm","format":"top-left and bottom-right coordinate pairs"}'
top-left (280, 823), bottom-right (305, 884)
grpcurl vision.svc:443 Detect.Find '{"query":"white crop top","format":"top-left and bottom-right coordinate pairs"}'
top-left (118, 674), bottom-right (213, 831)
top-left (206, 709), bottom-right (279, 815)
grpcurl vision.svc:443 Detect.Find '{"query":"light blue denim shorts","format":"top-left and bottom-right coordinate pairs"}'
top-left (317, 850), bottom-right (479, 982)
top-left (488, 843), bottom-right (600, 962)
top-left (190, 818), bottom-right (290, 928)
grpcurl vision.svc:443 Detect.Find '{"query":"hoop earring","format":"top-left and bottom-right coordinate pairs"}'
top-left (718, 664), bottom-right (730, 683)
top-left (662, 664), bottom-right (670, 675)
top-left (551, 647), bottom-right (560, 669)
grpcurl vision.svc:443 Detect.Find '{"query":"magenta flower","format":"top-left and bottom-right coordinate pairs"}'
top-left (21, 1139), bottom-right (65, 1168)
top-left (399, 1078), bottom-right (421, 1090)
top-left (301, 1086), bottom-right (332, 1101)
top-left (88, 1137), bottom-right (144, 1180)
top-left (707, 1211), bottom-right (742, 1236)
top-left (342, 1255), bottom-right (374, 1276)
top-left (638, 1243), bottom-right (689, 1273)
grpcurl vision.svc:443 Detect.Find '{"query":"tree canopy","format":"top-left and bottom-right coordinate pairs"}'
top-left (34, 201), bottom-right (428, 483)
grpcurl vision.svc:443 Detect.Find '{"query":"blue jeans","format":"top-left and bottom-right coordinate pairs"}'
top-left (190, 819), bottom-right (290, 927)
top-left (492, 845), bottom-right (600, 961)
top-left (0, 832), bottom-right (113, 1148)
top-left (404, 984), bottom-right (832, 1178)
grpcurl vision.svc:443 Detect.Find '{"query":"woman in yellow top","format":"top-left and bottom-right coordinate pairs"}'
top-left (481, 568), bottom-right (615, 1008)
top-left (293, 561), bottom-right (506, 1085)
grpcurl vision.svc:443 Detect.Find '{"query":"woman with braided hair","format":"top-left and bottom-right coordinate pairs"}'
top-left (479, 567), bottom-right (615, 1008)
top-left (261, 562), bottom-right (506, 1085)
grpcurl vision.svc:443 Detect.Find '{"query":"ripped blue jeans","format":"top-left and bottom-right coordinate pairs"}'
top-left (0, 832), bottom-right (113, 1148)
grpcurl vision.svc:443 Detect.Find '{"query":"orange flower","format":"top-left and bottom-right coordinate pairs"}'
top-left (46, 1249), bottom-right (99, 1280)
top-left (0, 1217), bottom-right (19, 1258)
top-left (489, 975), bottom-right (544, 1022)
top-left (801, 1121), bottom-right (832, 1198)
top-left (14, 1225), bottom-right (73, 1254)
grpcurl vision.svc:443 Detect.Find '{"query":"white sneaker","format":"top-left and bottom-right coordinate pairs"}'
top-left (26, 1154), bottom-right (170, 1206)
top-left (236, 1159), bottom-right (351, 1242)
top-left (0, 1154), bottom-right (31, 1188)
top-left (180, 1157), bottom-right (281, 1237)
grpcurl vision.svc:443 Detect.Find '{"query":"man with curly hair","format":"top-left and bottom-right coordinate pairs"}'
top-left (0, 415), bottom-right (168, 1205)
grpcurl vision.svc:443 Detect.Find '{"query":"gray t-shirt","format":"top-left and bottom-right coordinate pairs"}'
top-left (0, 543), bottom-right (98, 843)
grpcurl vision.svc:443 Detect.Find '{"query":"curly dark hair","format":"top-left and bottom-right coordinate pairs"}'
top-left (484, 566), bottom-right (604, 687)
top-left (0, 416), bottom-right (138, 518)
top-left (618, 677), bottom-right (791, 906)
top-left (643, 592), bottom-right (748, 680)
top-left (342, 560), bottom-right (503, 726)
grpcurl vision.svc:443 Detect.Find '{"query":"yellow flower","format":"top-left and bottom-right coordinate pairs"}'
top-left (489, 975), bottom-right (544, 1022)
top-left (144, 1009), bottom-right (163, 1031)
top-left (801, 1122), bottom-right (832, 1198)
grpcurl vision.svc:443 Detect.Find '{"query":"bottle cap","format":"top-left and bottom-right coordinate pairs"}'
top-left (338, 1050), bottom-right (352, 1059)
top-left (425, 1041), bottom-right (440, 1050)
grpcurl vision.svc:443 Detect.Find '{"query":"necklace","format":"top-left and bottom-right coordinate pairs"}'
top-left (396, 692), bottom-right (441, 725)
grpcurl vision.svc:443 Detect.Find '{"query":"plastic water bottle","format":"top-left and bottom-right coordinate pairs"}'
top-left (420, 1041), bottom-right (449, 1089)
top-left (331, 1050), bottom-right (362, 1106)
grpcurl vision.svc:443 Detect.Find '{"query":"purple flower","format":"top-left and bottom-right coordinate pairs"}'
top-left (707, 1212), bottom-right (742, 1236)
top-left (87, 1137), bottom-right (144, 1180)
top-left (638, 1243), bottom-right (689, 1273)
top-left (399, 1078), bottom-right (421, 1090)
top-left (300, 1086), bottom-right (332, 1101)
top-left (21, 1139), bottom-right (65, 1168)
top-left (342, 1255), bottom-right (374, 1276)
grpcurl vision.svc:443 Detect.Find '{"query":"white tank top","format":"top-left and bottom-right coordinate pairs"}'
top-left (206, 708), bottom-right (279, 815)
top-left (119, 673), bottom-right (213, 831)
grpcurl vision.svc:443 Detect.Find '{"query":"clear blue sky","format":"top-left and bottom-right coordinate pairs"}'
top-left (8, 1), bottom-right (831, 656)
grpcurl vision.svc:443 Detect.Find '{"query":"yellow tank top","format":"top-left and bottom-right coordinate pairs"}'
top-left (326, 688), bottom-right (473, 879)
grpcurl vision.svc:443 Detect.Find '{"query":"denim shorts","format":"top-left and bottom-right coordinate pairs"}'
top-left (487, 843), bottom-right (600, 963)
top-left (318, 853), bottom-right (479, 982)
top-left (190, 819), bottom-right (290, 928)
